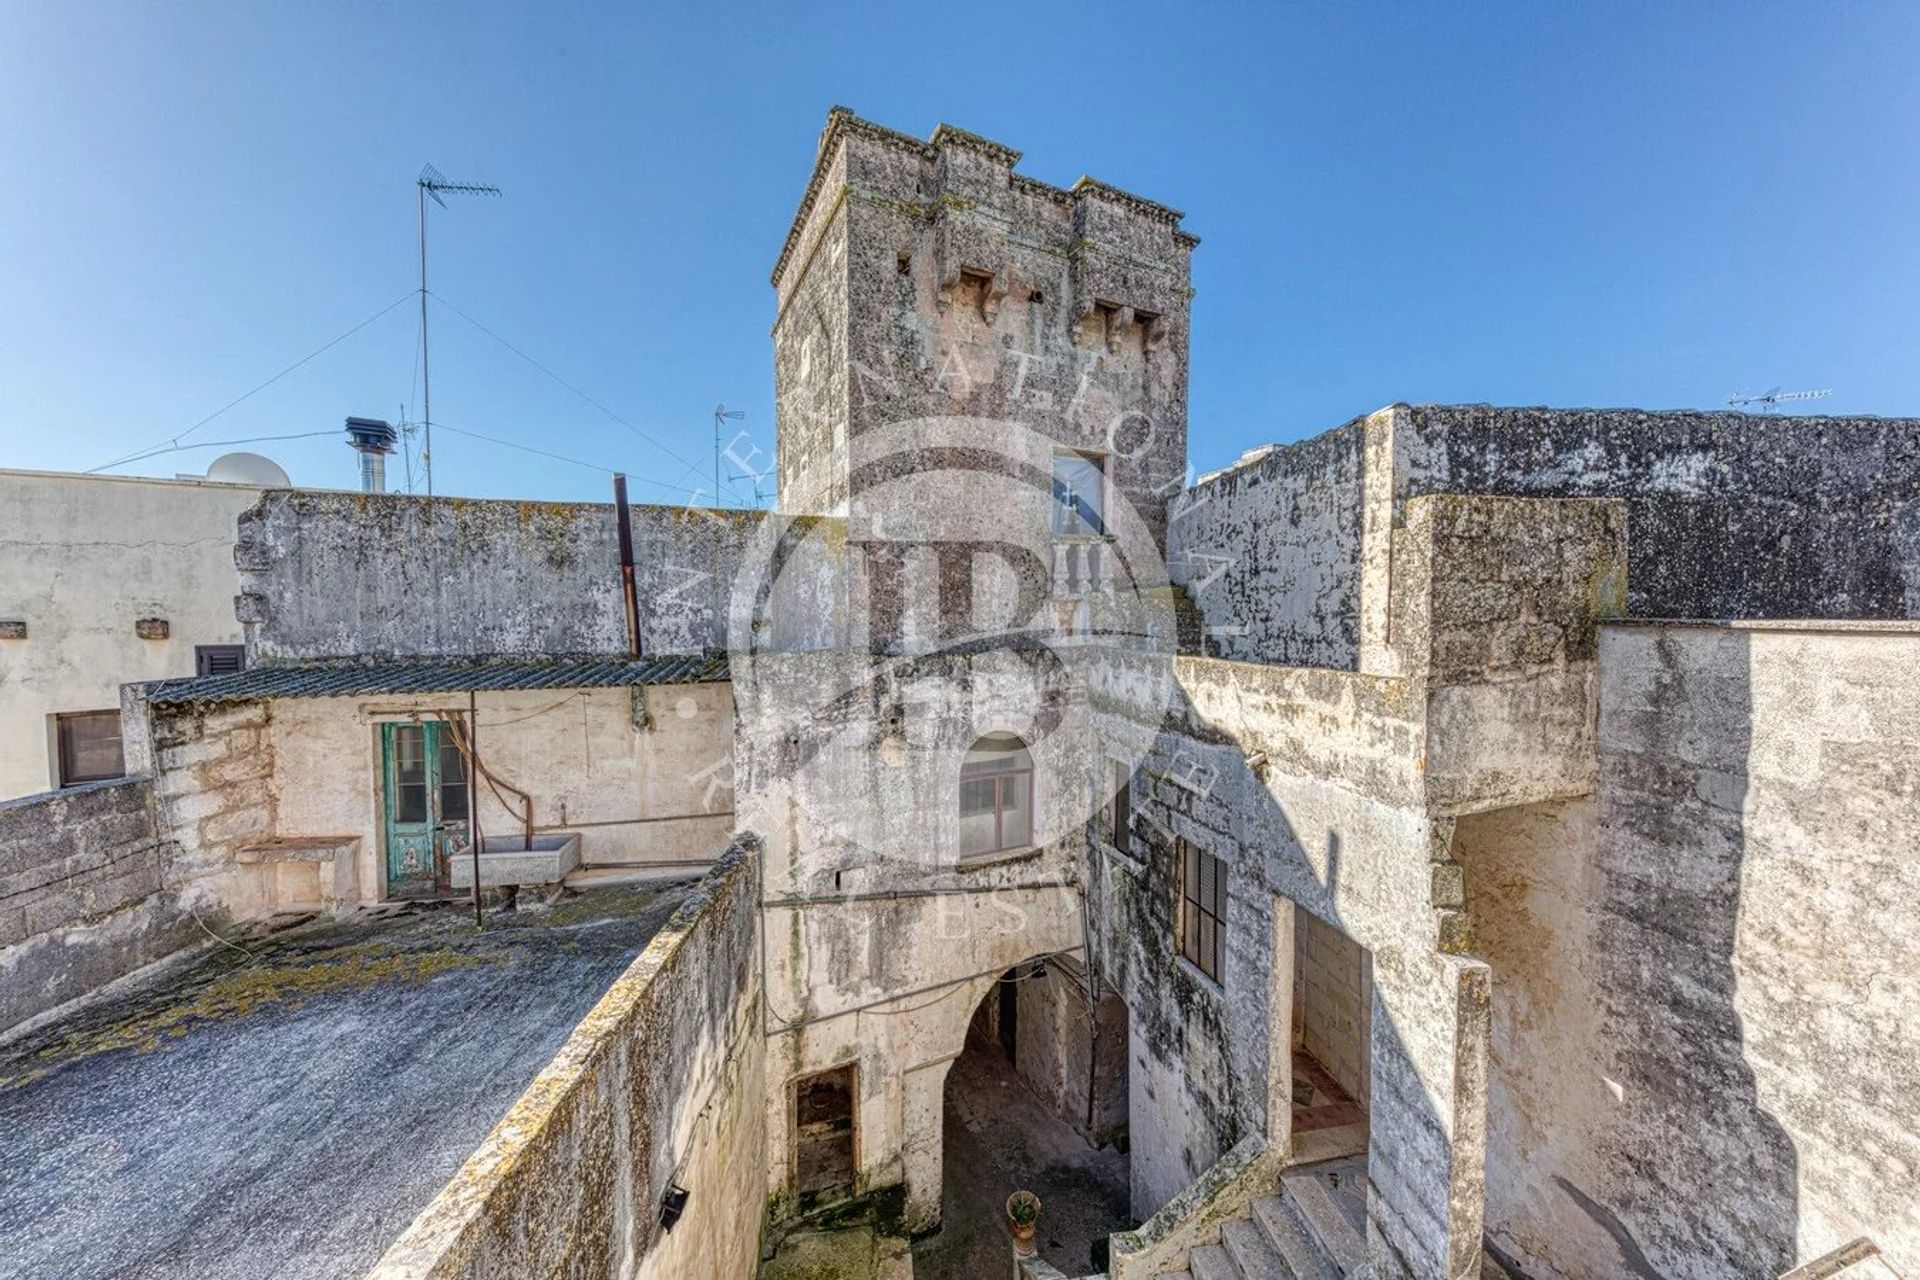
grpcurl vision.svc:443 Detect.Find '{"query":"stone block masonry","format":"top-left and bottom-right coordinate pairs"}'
top-left (143, 699), bottom-right (280, 905)
top-left (0, 776), bottom-right (201, 1032)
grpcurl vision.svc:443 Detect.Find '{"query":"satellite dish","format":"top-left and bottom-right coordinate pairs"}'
top-left (203, 452), bottom-right (291, 487)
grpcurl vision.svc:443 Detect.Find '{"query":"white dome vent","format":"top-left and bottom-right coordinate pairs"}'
top-left (203, 452), bottom-right (291, 487)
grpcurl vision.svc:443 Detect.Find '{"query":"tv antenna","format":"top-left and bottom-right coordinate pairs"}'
top-left (1727, 386), bottom-right (1832, 413)
top-left (417, 163), bottom-right (502, 497)
top-left (729, 462), bottom-right (774, 509)
top-left (713, 403), bottom-right (746, 505)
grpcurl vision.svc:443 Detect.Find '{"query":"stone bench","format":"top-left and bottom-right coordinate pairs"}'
top-left (235, 836), bottom-right (360, 916)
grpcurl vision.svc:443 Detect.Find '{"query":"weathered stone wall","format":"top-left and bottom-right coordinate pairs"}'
top-left (0, 775), bottom-right (200, 1032)
top-left (1168, 423), bottom-right (1365, 667)
top-left (268, 683), bottom-right (737, 900)
top-left (1012, 957), bottom-right (1130, 1148)
top-left (1172, 404), bottom-right (1920, 670)
top-left (1400, 405), bottom-right (1920, 623)
top-left (367, 837), bottom-right (767, 1280)
top-left (1296, 911), bottom-right (1371, 1108)
top-left (1459, 621), bottom-right (1920, 1280)
top-left (1087, 663), bottom-right (1433, 1216)
top-left (235, 490), bottom-right (847, 662)
top-left (734, 647), bottom-right (1092, 1233)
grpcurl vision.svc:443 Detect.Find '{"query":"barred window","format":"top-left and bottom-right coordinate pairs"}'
top-left (1178, 838), bottom-right (1226, 983)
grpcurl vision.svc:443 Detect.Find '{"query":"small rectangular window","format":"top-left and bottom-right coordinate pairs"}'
top-left (195, 644), bottom-right (246, 676)
top-left (57, 710), bottom-right (125, 787)
top-left (1051, 451), bottom-right (1106, 536)
top-left (1110, 762), bottom-right (1132, 856)
top-left (1177, 838), bottom-right (1227, 983)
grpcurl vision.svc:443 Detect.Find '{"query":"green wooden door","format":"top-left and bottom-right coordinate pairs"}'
top-left (381, 722), bottom-right (471, 897)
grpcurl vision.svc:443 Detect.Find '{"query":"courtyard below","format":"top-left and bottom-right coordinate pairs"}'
top-left (912, 1025), bottom-right (1132, 1280)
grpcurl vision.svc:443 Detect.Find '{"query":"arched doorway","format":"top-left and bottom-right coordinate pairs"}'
top-left (912, 956), bottom-right (1132, 1280)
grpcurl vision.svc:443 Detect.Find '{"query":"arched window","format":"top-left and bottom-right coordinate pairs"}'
top-left (959, 732), bottom-right (1034, 858)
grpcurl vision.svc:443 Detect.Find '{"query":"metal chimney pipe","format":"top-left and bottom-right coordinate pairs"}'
top-left (344, 417), bottom-right (399, 494)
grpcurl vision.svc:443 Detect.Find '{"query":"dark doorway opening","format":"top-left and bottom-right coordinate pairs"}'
top-left (793, 1063), bottom-right (857, 1213)
top-left (1291, 908), bottom-right (1372, 1163)
top-left (916, 964), bottom-right (1132, 1280)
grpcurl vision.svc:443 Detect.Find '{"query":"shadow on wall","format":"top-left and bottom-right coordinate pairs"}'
top-left (1460, 626), bottom-right (1801, 1279)
top-left (1092, 677), bottom-right (1490, 1280)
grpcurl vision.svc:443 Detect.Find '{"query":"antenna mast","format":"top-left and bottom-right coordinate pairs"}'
top-left (713, 403), bottom-right (745, 505)
top-left (417, 163), bottom-right (501, 497)
top-left (1727, 386), bottom-right (1832, 413)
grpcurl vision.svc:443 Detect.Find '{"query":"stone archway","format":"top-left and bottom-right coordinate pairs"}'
top-left (912, 956), bottom-right (1132, 1280)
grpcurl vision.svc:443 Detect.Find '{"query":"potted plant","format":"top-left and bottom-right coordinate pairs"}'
top-left (1006, 1189), bottom-right (1041, 1256)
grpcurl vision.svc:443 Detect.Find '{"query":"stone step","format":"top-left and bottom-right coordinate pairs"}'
top-left (1778, 1238), bottom-right (1906, 1280)
top-left (1190, 1242), bottom-right (1245, 1280)
top-left (1222, 1216), bottom-right (1293, 1278)
top-left (1282, 1173), bottom-right (1367, 1276)
top-left (1252, 1196), bottom-right (1339, 1280)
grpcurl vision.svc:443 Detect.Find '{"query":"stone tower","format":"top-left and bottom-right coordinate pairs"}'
top-left (770, 108), bottom-right (1196, 556)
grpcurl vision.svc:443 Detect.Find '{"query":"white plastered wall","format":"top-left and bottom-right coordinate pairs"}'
top-left (0, 470), bottom-right (261, 799)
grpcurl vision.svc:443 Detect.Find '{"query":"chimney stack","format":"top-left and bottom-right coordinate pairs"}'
top-left (344, 417), bottom-right (399, 493)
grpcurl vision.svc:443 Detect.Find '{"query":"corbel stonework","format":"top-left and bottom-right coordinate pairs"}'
top-left (1142, 312), bottom-right (1169, 354)
top-left (933, 202), bottom-right (1011, 324)
top-left (980, 273), bottom-right (1009, 323)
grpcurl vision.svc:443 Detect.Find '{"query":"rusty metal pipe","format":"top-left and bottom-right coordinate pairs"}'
top-left (467, 692), bottom-right (482, 926)
top-left (614, 474), bottom-right (642, 658)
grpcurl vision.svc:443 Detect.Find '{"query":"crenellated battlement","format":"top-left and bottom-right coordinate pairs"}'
top-left (771, 107), bottom-right (1194, 552)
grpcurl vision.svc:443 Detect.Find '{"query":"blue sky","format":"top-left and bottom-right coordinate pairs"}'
top-left (2, 2), bottom-right (1915, 504)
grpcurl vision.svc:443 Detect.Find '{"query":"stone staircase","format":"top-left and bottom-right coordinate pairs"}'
top-left (1157, 1158), bottom-right (1368, 1280)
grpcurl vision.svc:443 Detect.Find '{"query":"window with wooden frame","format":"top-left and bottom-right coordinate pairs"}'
top-left (56, 710), bottom-right (125, 787)
top-left (1177, 838), bottom-right (1227, 983)
top-left (959, 732), bottom-right (1034, 858)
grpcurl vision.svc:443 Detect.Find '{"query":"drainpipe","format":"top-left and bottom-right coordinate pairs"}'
top-left (468, 690), bottom-right (483, 926)
top-left (613, 474), bottom-right (642, 657)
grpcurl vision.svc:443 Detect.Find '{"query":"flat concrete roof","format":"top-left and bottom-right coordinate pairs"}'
top-left (0, 884), bottom-right (691, 1280)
